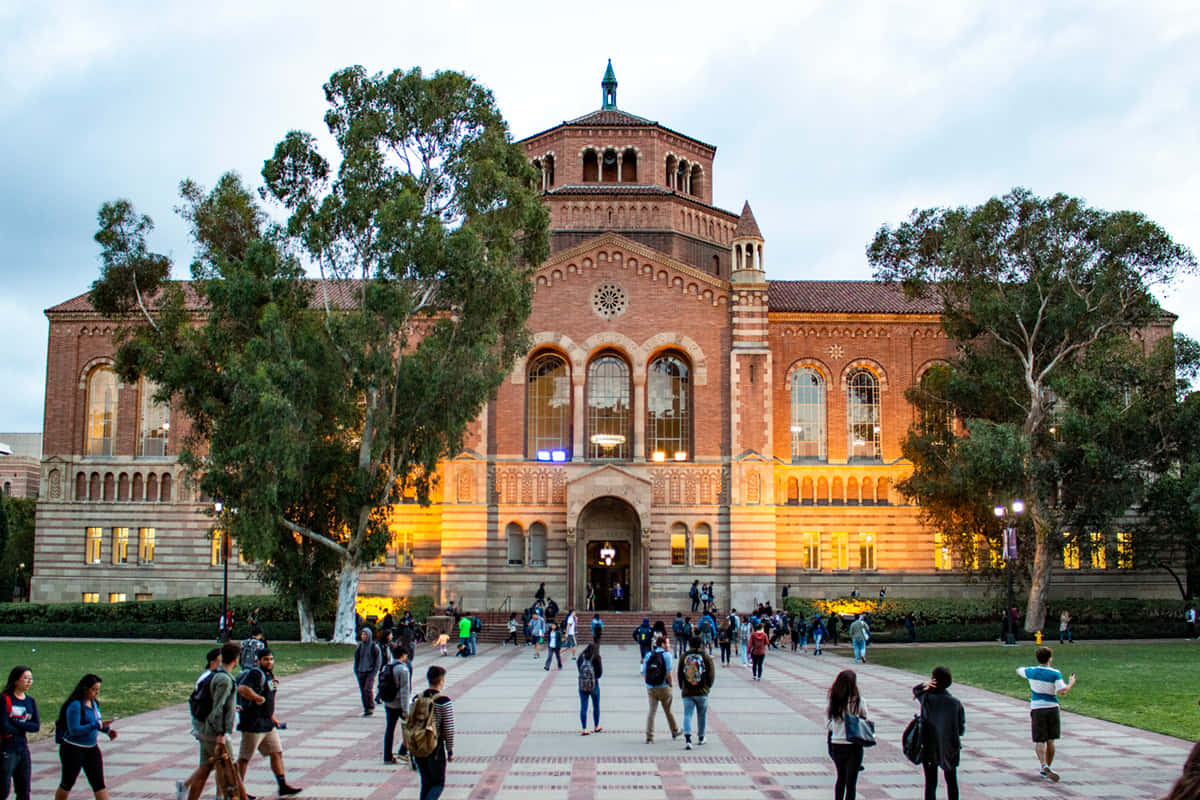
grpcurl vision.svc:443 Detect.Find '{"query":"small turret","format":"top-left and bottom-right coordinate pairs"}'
top-left (601, 59), bottom-right (618, 110)
top-left (731, 201), bottom-right (765, 282)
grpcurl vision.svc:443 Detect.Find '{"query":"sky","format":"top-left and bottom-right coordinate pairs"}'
top-left (3, 1), bottom-right (1199, 433)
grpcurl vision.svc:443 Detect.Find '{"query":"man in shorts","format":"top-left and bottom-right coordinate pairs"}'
top-left (1016, 646), bottom-right (1076, 782)
top-left (178, 642), bottom-right (239, 800)
top-left (236, 649), bottom-right (301, 795)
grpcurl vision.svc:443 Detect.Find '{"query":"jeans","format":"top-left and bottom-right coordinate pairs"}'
top-left (356, 671), bottom-right (377, 712)
top-left (645, 686), bottom-right (679, 741)
top-left (829, 741), bottom-right (863, 800)
top-left (813, 633), bottom-right (823, 652)
top-left (719, 641), bottom-right (731, 664)
top-left (415, 748), bottom-right (447, 800)
top-left (545, 647), bottom-right (562, 669)
top-left (682, 695), bottom-right (707, 740)
top-left (383, 706), bottom-right (407, 760)
top-left (923, 762), bottom-right (958, 800)
top-left (751, 653), bottom-right (765, 679)
top-left (579, 686), bottom-right (600, 729)
top-left (674, 635), bottom-right (685, 659)
top-left (469, 633), bottom-right (478, 654)
top-left (852, 639), bottom-right (867, 661)
top-left (2, 747), bottom-right (32, 800)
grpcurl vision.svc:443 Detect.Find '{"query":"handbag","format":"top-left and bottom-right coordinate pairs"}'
top-left (902, 696), bottom-right (927, 764)
top-left (844, 712), bottom-right (876, 747)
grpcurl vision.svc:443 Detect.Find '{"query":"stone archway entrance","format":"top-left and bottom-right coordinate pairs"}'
top-left (575, 496), bottom-right (643, 611)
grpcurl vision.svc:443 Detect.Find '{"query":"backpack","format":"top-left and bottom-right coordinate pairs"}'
top-left (672, 617), bottom-right (684, 634)
top-left (689, 585), bottom-right (699, 599)
top-left (635, 626), bottom-right (651, 645)
top-left (379, 663), bottom-right (401, 703)
top-left (189, 671), bottom-right (216, 722)
top-left (578, 658), bottom-right (596, 693)
top-left (403, 693), bottom-right (443, 758)
top-left (644, 651), bottom-right (667, 685)
top-left (239, 638), bottom-right (264, 671)
top-left (902, 699), bottom-right (927, 764)
top-left (699, 616), bottom-right (714, 633)
top-left (682, 652), bottom-right (706, 688)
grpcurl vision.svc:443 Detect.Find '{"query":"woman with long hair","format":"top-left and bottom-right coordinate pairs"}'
top-left (1163, 739), bottom-right (1200, 800)
top-left (53, 674), bottom-right (116, 800)
top-left (1, 665), bottom-right (39, 800)
top-left (577, 643), bottom-right (603, 734)
top-left (826, 669), bottom-right (869, 800)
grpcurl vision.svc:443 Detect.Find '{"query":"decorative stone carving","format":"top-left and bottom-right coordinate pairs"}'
top-left (457, 468), bottom-right (474, 503)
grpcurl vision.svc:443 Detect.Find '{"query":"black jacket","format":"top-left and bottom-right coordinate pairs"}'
top-left (912, 684), bottom-right (966, 770)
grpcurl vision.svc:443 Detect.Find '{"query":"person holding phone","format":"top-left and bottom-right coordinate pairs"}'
top-left (53, 674), bottom-right (117, 800)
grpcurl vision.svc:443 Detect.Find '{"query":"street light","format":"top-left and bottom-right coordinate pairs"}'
top-left (215, 501), bottom-right (229, 642)
top-left (994, 499), bottom-right (1024, 644)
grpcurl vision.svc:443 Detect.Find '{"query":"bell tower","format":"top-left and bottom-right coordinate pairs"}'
top-left (601, 59), bottom-right (617, 109)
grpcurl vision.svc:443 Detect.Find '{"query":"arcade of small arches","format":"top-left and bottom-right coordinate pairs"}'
top-left (664, 154), bottom-right (702, 197)
top-left (579, 146), bottom-right (641, 184)
top-left (69, 468), bottom-right (178, 503)
top-left (779, 473), bottom-right (891, 506)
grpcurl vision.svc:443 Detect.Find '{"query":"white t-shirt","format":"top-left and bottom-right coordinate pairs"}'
top-left (566, 614), bottom-right (576, 636)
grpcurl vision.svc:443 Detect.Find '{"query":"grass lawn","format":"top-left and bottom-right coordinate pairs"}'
top-left (0, 640), bottom-right (354, 739)
top-left (868, 642), bottom-right (1200, 740)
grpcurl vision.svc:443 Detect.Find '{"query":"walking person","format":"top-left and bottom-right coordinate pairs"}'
top-left (177, 643), bottom-right (238, 800)
top-left (678, 636), bottom-right (715, 750)
top-left (641, 635), bottom-right (680, 743)
top-left (913, 666), bottom-right (966, 800)
top-left (469, 612), bottom-right (482, 656)
top-left (633, 617), bottom-right (653, 661)
top-left (718, 619), bottom-right (733, 666)
top-left (1016, 647), bottom-right (1076, 782)
top-left (739, 616), bottom-right (752, 666)
top-left (544, 622), bottom-right (563, 670)
top-left (748, 624), bottom-right (769, 680)
top-left (1186, 604), bottom-right (1196, 640)
top-left (565, 609), bottom-right (579, 659)
top-left (849, 615), bottom-right (870, 664)
top-left (1, 666), bottom-right (39, 800)
top-left (530, 610), bottom-right (547, 660)
top-left (1058, 610), bottom-right (1072, 644)
top-left (905, 613), bottom-right (917, 643)
top-left (827, 612), bottom-right (840, 646)
top-left (811, 615), bottom-right (826, 655)
top-left (689, 580), bottom-right (700, 613)
top-left (381, 646), bottom-right (412, 764)
top-left (577, 644), bottom-right (603, 735)
top-left (408, 666), bottom-right (456, 800)
top-left (53, 674), bottom-right (117, 800)
top-left (826, 669), bottom-right (870, 800)
top-left (672, 613), bottom-right (686, 659)
top-left (590, 614), bottom-right (604, 644)
top-left (354, 628), bottom-right (382, 716)
top-left (234, 649), bottom-right (301, 795)
top-left (504, 613), bottom-right (519, 646)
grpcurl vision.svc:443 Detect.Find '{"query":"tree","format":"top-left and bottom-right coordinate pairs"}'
top-left (90, 66), bottom-right (549, 643)
top-left (0, 496), bottom-right (35, 601)
top-left (869, 188), bottom-right (1196, 631)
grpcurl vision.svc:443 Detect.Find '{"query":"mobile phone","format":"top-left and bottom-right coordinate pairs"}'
top-left (277, 722), bottom-right (287, 730)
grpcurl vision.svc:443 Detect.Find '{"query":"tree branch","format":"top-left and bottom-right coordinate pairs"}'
top-left (281, 518), bottom-right (348, 558)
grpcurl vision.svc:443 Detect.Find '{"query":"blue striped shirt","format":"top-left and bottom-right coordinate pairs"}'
top-left (1017, 665), bottom-right (1066, 710)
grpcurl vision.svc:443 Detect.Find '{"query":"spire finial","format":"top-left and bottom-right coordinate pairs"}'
top-left (601, 59), bottom-right (617, 110)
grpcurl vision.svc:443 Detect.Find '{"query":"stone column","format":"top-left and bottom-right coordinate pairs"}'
top-left (573, 376), bottom-right (586, 461)
top-left (641, 526), bottom-right (652, 610)
top-left (566, 526), bottom-right (578, 608)
top-left (633, 373), bottom-right (646, 461)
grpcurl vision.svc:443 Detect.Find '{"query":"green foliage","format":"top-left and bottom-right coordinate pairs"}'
top-left (0, 496), bottom-right (34, 601)
top-left (392, 595), bottom-right (435, 622)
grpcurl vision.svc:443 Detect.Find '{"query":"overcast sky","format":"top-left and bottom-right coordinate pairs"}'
top-left (3, 1), bottom-right (1199, 433)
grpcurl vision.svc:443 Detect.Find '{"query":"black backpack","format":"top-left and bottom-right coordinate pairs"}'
top-left (635, 626), bottom-right (651, 644)
top-left (379, 663), bottom-right (401, 703)
top-left (189, 671), bottom-right (216, 721)
top-left (644, 651), bottom-right (667, 685)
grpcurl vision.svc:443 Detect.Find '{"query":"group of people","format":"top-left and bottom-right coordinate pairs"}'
top-left (687, 580), bottom-right (716, 613)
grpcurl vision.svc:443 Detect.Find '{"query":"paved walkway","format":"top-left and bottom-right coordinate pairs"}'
top-left (27, 642), bottom-right (1191, 799)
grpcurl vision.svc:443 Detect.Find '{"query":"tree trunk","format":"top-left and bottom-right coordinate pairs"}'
top-left (332, 562), bottom-right (361, 644)
top-left (296, 594), bottom-right (317, 643)
top-left (1025, 521), bottom-right (1054, 633)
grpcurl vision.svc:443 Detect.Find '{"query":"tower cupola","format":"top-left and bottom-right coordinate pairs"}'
top-left (601, 59), bottom-right (618, 109)
top-left (731, 201), bottom-right (765, 282)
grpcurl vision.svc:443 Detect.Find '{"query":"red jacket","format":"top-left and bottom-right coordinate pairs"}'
top-left (749, 631), bottom-right (769, 656)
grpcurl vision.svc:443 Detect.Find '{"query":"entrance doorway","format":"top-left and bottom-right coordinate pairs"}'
top-left (587, 540), bottom-right (631, 611)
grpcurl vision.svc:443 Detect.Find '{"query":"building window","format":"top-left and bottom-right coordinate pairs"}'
top-left (831, 533), bottom-right (849, 570)
top-left (527, 353), bottom-right (571, 459)
top-left (919, 367), bottom-right (953, 440)
top-left (586, 354), bottom-right (631, 460)
top-left (82, 592), bottom-right (99, 604)
top-left (138, 528), bottom-right (155, 563)
top-left (934, 532), bottom-right (951, 570)
top-left (86, 367), bottom-right (118, 456)
top-left (790, 367), bottom-right (826, 461)
top-left (111, 527), bottom-right (129, 564)
top-left (694, 523), bottom-right (710, 566)
top-left (529, 522), bottom-right (547, 567)
top-left (846, 368), bottom-right (881, 461)
top-left (1116, 531), bottom-right (1133, 569)
top-left (859, 533), bottom-right (877, 570)
top-left (85, 527), bottom-right (102, 564)
top-left (138, 379), bottom-right (170, 457)
top-left (506, 522), bottom-right (525, 566)
top-left (1090, 531), bottom-right (1107, 569)
top-left (393, 528), bottom-right (413, 568)
top-left (670, 522), bottom-right (687, 566)
top-left (211, 530), bottom-right (225, 567)
top-left (109, 592), bottom-right (127, 603)
top-left (135, 593), bottom-right (153, 601)
top-left (1062, 537), bottom-right (1080, 570)
top-left (647, 354), bottom-right (690, 461)
top-left (802, 533), bottom-right (820, 570)
top-left (582, 149), bottom-right (599, 182)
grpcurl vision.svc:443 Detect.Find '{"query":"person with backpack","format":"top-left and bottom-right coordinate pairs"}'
top-left (590, 614), bottom-right (604, 644)
top-left (239, 626), bottom-right (267, 674)
top-left (470, 613), bottom-right (482, 656)
top-left (811, 615), bottom-right (826, 655)
top-left (530, 611), bottom-right (547, 660)
top-left (543, 622), bottom-right (564, 670)
top-left (641, 634), bottom-right (680, 744)
top-left (576, 644), bottom-right (603, 735)
top-left (717, 619), bottom-right (733, 666)
top-left (54, 674), bottom-right (117, 800)
top-left (1, 665), bottom-right (39, 800)
top-left (699, 613), bottom-right (716, 654)
top-left (354, 628), bottom-right (382, 716)
top-left (404, 665), bottom-right (455, 800)
top-left (381, 646), bottom-right (412, 764)
top-left (913, 666), bottom-right (965, 799)
top-left (827, 669), bottom-right (871, 800)
top-left (177, 643), bottom-right (238, 800)
top-left (672, 614), bottom-right (686, 659)
top-left (748, 624), bottom-right (769, 681)
top-left (503, 613), bottom-right (519, 646)
top-left (678, 635), bottom-right (715, 750)
top-left (689, 580), bottom-right (700, 613)
top-left (633, 618), bottom-right (653, 661)
top-left (234, 649), bottom-right (301, 796)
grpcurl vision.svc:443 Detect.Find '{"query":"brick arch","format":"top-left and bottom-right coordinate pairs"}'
top-left (579, 332), bottom-right (645, 374)
top-left (840, 358), bottom-right (888, 390)
top-left (785, 359), bottom-right (832, 385)
top-left (78, 356), bottom-right (117, 388)
top-left (915, 358), bottom-right (951, 381)
top-left (641, 332), bottom-right (708, 385)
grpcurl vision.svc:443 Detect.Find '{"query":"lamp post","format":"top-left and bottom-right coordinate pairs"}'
top-left (215, 501), bottom-right (228, 642)
top-left (994, 499), bottom-right (1024, 644)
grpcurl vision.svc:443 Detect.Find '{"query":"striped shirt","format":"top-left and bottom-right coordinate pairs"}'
top-left (432, 694), bottom-right (456, 756)
top-left (1016, 666), bottom-right (1066, 710)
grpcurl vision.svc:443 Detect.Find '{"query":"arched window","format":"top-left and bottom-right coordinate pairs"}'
top-left (694, 522), bottom-right (711, 566)
top-left (582, 150), bottom-right (599, 182)
top-left (587, 353), bottom-right (631, 460)
top-left (529, 522), bottom-right (547, 567)
top-left (665, 155), bottom-right (677, 190)
top-left (160, 473), bottom-right (172, 502)
top-left (790, 367), bottom-right (827, 461)
top-left (86, 366), bottom-right (118, 456)
top-left (690, 164), bottom-right (702, 197)
top-left (138, 379), bottom-right (170, 457)
top-left (846, 368), bottom-right (881, 460)
top-left (621, 148), bottom-right (638, 182)
top-left (671, 522), bottom-right (688, 566)
top-left (646, 353), bottom-right (690, 461)
top-left (544, 154), bottom-right (555, 188)
top-left (527, 353), bottom-right (571, 459)
top-left (601, 149), bottom-right (618, 182)
top-left (506, 522), bottom-right (524, 566)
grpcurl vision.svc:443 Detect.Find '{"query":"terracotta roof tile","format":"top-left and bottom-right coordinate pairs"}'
top-left (45, 280), bottom-right (366, 315)
top-left (564, 108), bottom-right (655, 126)
top-left (768, 280), bottom-right (942, 314)
top-left (545, 184), bottom-right (674, 196)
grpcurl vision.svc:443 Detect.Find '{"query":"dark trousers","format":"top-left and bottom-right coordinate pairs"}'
top-left (923, 762), bottom-right (958, 800)
top-left (415, 748), bottom-right (447, 800)
top-left (691, 596), bottom-right (699, 612)
top-left (751, 653), bottom-right (765, 679)
top-left (504, 630), bottom-right (519, 645)
top-left (57, 743), bottom-right (105, 793)
top-left (719, 641), bottom-right (731, 664)
top-left (356, 671), bottom-right (377, 712)
top-left (828, 741), bottom-right (863, 800)
top-left (2, 747), bottom-right (32, 800)
top-left (383, 706), bottom-right (407, 760)
top-left (545, 647), bottom-right (562, 669)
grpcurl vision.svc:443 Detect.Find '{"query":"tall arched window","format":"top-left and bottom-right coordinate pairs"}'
top-left (138, 379), bottom-right (170, 457)
top-left (527, 353), bottom-right (571, 459)
top-left (587, 353), bottom-right (631, 460)
top-left (847, 368), bottom-right (881, 460)
top-left (529, 522), bottom-right (547, 567)
top-left (582, 150), bottom-right (599, 182)
top-left (506, 522), bottom-right (524, 566)
top-left (601, 149), bottom-right (618, 182)
top-left (86, 366), bottom-right (118, 456)
top-left (790, 367), bottom-right (827, 461)
top-left (647, 353), bottom-right (690, 460)
top-left (621, 148), bottom-right (638, 182)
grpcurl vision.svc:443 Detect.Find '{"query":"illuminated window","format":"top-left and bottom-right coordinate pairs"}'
top-left (211, 530), bottom-right (224, 567)
top-left (135, 593), bottom-right (153, 601)
top-left (82, 593), bottom-right (99, 604)
top-left (694, 523), bottom-right (710, 566)
top-left (85, 528), bottom-right (102, 564)
top-left (527, 353), bottom-right (571, 459)
top-left (138, 528), bottom-right (155, 563)
top-left (109, 592), bottom-right (127, 603)
top-left (846, 369), bottom-right (881, 460)
top-left (506, 522), bottom-right (525, 566)
top-left (394, 528), bottom-right (413, 568)
top-left (138, 379), bottom-right (170, 457)
top-left (831, 533), bottom-right (849, 570)
top-left (86, 367), bottom-right (118, 456)
top-left (973, 535), bottom-right (1002, 569)
top-left (529, 522), bottom-right (547, 567)
top-left (111, 527), bottom-right (129, 564)
top-left (802, 533), bottom-right (821, 570)
top-left (1090, 531), bottom-right (1107, 569)
top-left (934, 533), bottom-right (952, 570)
top-left (1117, 531), bottom-right (1133, 569)
top-left (859, 533), bottom-right (877, 570)
top-left (790, 367), bottom-right (826, 461)
top-left (647, 354), bottom-right (691, 461)
top-left (671, 523), bottom-right (687, 566)
top-left (1062, 538), bottom-right (1080, 570)
top-left (586, 354), bottom-right (631, 460)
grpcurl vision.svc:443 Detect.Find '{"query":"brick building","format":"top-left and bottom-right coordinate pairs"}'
top-left (0, 433), bottom-right (41, 499)
top-left (30, 63), bottom-right (1174, 608)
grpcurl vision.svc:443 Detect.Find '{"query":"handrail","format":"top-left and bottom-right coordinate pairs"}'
top-left (497, 595), bottom-right (511, 613)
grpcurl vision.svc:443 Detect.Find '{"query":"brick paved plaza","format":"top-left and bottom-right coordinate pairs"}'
top-left (25, 641), bottom-right (1191, 799)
